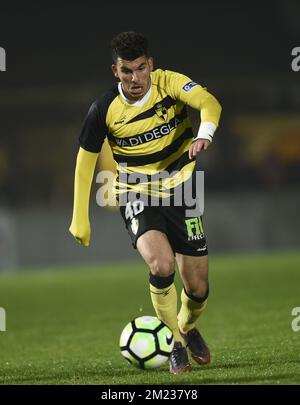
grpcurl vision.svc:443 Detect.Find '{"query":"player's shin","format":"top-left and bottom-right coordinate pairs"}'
top-left (149, 272), bottom-right (185, 345)
top-left (177, 288), bottom-right (209, 333)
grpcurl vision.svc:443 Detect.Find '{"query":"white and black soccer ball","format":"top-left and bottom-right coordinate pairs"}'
top-left (119, 316), bottom-right (174, 369)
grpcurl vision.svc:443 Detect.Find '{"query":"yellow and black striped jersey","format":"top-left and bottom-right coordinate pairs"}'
top-left (79, 69), bottom-right (221, 198)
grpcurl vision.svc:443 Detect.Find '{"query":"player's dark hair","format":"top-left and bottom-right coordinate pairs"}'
top-left (111, 31), bottom-right (149, 62)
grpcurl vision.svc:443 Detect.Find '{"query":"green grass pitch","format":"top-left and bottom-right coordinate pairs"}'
top-left (0, 251), bottom-right (299, 385)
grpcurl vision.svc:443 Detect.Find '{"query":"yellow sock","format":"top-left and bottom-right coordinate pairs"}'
top-left (150, 283), bottom-right (184, 344)
top-left (178, 288), bottom-right (208, 334)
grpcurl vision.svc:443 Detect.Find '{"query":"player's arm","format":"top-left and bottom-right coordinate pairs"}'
top-left (184, 85), bottom-right (221, 159)
top-left (167, 71), bottom-right (222, 158)
top-left (69, 102), bottom-right (105, 246)
top-left (69, 147), bottom-right (99, 246)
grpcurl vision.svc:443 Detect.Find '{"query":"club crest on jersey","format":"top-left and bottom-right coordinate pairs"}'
top-left (182, 81), bottom-right (198, 92)
top-left (155, 103), bottom-right (168, 121)
top-left (114, 115), bottom-right (126, 125)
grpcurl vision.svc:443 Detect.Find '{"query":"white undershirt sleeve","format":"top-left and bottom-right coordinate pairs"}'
top-left (193, 121), bottom-right (217, 142)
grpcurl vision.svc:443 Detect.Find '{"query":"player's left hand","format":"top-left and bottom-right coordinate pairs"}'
top-left (189, 139), bottom-right (211, 159)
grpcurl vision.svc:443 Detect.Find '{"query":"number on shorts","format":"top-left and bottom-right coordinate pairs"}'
top-left (125, 201), bottom-right (144, 220)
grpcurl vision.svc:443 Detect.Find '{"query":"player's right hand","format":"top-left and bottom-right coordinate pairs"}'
top-left (69, 221), bottom-right (91, 247)
top-left (189, 138), bottom-right (210, 159)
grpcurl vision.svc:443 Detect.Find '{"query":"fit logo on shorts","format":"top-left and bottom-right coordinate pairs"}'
top-left (185, 217), bottom-right (204, 241)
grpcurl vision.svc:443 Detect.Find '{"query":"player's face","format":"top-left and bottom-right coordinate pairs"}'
top-left (112, 56), bottom-right (153, 101)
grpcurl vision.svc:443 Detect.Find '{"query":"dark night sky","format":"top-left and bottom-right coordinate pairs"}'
top-left (0, 0), bottom-right (297, 88)
top-left (0, 0), bottom-right (299, 206)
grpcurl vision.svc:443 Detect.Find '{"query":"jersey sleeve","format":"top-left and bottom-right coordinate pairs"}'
top-left (165, 70), bottom-right (221, 127)
top-left (79, 102), bottom-right (106, 153)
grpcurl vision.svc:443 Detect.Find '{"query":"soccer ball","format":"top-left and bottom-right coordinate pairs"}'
top-left (119, 316), bottom-right (174, 369)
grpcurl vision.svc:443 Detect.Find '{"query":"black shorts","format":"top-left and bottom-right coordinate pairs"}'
top-left (120, 200), bottom-right (208, 257)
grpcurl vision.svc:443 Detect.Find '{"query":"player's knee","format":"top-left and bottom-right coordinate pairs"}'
top-left (149, 256), bottom-right (174, 277)
top-left (185, 281), bottom-right (209, 302)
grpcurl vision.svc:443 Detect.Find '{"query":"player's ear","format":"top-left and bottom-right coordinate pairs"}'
top-left (148, 57), bottom-right (154, 72)
top-left (111, 64), bottom-right (119, 78)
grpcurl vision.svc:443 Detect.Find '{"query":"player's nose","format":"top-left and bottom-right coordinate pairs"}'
top-left (131, 71), bottom-right (140, 82)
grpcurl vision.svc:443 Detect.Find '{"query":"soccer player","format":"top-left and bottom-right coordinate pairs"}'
top-left (69, 31), bottom-right (222, 374)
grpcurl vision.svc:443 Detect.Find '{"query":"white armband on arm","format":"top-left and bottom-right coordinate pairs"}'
top-left (193, 122), bottom-right (217, 143)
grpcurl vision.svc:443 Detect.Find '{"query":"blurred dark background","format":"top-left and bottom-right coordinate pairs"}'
top-left (0, 0), bottom-right (299, 269)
